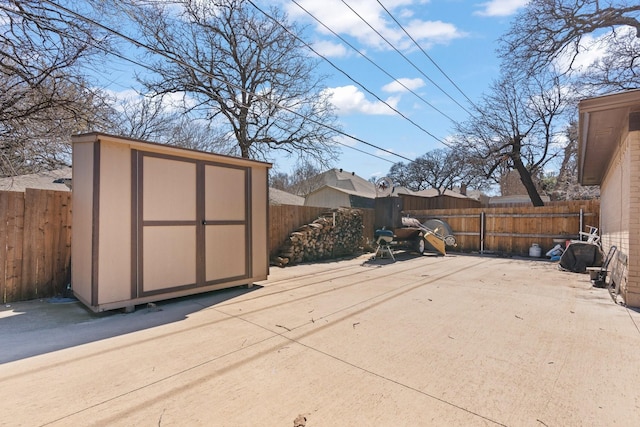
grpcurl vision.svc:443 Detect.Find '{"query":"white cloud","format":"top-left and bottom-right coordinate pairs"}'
top-left (331, 134), bottom-right (359, 147)
top-left (375, 148), bottom-right (396, 157)
top-left (286, 0), bottom-right (465, 51)
top-left (397, 7), bottom-right (415, 20)
top-left (312, 40), bottom-right (349, 58)
top-left (404, 19), bottom-right (465, 46)
top-left (325, 85), bottom-right (399, 115)
top-left (474, 0), bottom-right (527, 17)
top-left (382, 77), bottom-right (425, 93)
top-left (104, 89), bottom-right (196, 113)
top-left (553, 33), bottom-right (609, 73)
top-left (104, 89), bottom-right (139, 106)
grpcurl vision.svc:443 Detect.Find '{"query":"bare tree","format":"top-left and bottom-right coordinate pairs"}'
top-left (287, 162), bottom-right (324, 196)
top-left (112, 95), bottom-right (235, 154)
top-left (387, 148), bottom-right (488, 194)
top-left (453, 149), bottom-right (493, 192)
top-left (269, 170), bottom-right (292, 191)
top-left (387, 161), bottom-right (415, 190)
top-left (0, 0), bottom-right (113, 176)
top-left (580, 26), bottom-right (640, 91)
top-left (112, 96), bottom-right (174, 142)
top-left (123, 0), bottom-right (339, 167)
top-left (543, 120), bottom-right (600, 200)
top-left (411, 149), bottom-right (460, 194)
top-left (165, 116), bottom-right (236, 155)
top-left (0, 80), bottom-right (114, 176)
top-left (499, 0), bottom-right (640, 91)
top-left (453, 72), bottom-right (567, 206)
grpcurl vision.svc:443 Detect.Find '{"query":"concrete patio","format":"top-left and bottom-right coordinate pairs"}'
top-left (1, 252), bottom-right (639, 426)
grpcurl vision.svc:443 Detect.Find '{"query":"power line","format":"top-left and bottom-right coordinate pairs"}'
top-left (375, 0), bottom-right (480, 111)
top-left (255, 0), bottom-right (453, 149)
top-left (288, 0), bottom-right (457, 122)
top-left (89, 42), bottom-right (397, 166)
top-left (39, 0), bottom-right (408, 164)
top-left (339, 0), bottom-right (474, 117)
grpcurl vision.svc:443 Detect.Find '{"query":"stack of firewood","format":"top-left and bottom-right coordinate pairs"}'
top-left (273, 208), bottom-right (364, 267)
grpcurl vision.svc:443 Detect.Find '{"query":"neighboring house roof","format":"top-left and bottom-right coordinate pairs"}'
top-left (465, 189), bottom-right (485, 201)
top-left (303, 169), bottom-right (378, 208)
top-left (305, 184), bottom-right (374, 208)
top-left (269, 187), bottom-right (305, 205)
top-left (312, 168), bottom-right (377, 197)
top-left (304, 169), bottom-right (485, 206)
top-left (412, 188), bottom-right (470, 199)
top-left (0, 167), bottom-right (72, 192)
top-left (315, 184), bottom-right (368, 197)
top-left (390, 186), bottom-right (414, 196)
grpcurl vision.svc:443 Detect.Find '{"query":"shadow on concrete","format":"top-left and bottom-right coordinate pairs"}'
top-left (361, 250), bottom-right (445, 267)
top-left (0, 285), bottom-right (262, 365)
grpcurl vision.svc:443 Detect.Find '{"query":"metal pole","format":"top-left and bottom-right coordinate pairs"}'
top-left (480, 211), bottom-right (485, 254)
top-left (579, 208), bottom-right (584, 240)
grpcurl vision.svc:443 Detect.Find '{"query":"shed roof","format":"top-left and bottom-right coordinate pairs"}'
top-left (73, 132), bottom-right (272, 169)
top-left (578, 89), bottom-right (640, 186)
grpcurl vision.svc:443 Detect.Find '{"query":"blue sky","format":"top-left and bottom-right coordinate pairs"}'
top-left (272, 0), bottom-right (529, 180)
top-left (96, 0), bottom-right (531, 180)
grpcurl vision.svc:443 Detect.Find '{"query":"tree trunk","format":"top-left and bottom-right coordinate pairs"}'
top-left (512, 157), bottom-right (544, 206)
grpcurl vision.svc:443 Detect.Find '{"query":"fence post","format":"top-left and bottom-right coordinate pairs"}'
top-left (579, 208), bottom-right (584, 237)
top-left (480, 211), bottom-right (485, 254)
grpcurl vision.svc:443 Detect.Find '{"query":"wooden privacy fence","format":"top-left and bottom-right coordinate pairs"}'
top-left (3, 198), bottom-right (370, 303)
top-left (400, 193), bottom-right (482, 210)
top-left (404, 200), bottom-right (600, 255)
top-left (1, 195), bottom-right (598, 303)
top-left (1, 189), bottom-right (72, 303)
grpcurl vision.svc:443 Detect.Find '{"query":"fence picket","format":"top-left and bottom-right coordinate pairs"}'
top-left (6, 193), bottom-right (25, 303)
top-left (1, 192), bottom-right (9, 303)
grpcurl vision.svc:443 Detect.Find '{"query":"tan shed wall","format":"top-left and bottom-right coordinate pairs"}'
top-left (251, 167), bottom-right (269, 277)
top-left (71, 142), bottom-right (94, 304)
top-left (600, 129), bottom-right (640, 306)
top-left (98, 141), bottom-right (133, 304)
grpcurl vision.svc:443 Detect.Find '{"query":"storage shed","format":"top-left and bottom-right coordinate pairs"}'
top-left (71, 133), bottom-right (271, 312)
top-left (578, 89), bottom-right (640, 307)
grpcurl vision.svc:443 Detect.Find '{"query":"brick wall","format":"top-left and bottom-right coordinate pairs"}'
top-left (627, 130), bottom-right (640, 306)
top-left (601, 127), bottom-right (640, 307)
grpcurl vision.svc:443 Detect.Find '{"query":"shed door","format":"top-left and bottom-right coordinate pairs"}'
top-left (134, 152), bottom-right (250, 297)
top-left (203, 164), bottom-right (249, 283)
